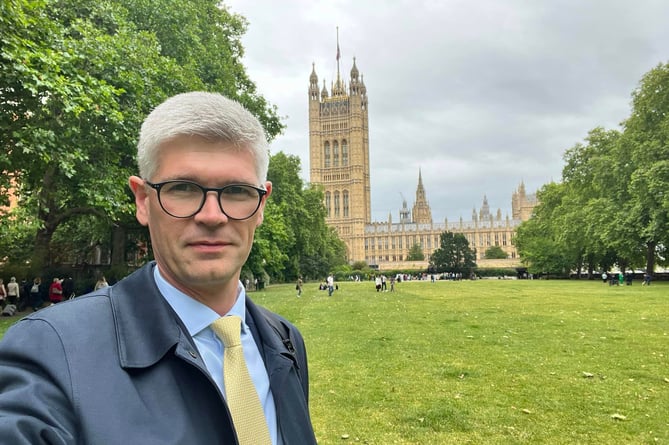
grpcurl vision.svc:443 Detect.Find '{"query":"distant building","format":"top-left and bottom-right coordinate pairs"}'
top-left (308, 50), bottom-right (537, 270)
top-left (0, 178), bottom-right (19, 215)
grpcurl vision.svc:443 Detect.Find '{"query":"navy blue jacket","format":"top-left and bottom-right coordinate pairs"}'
top-left (0, 263), bottom-right (317, 444)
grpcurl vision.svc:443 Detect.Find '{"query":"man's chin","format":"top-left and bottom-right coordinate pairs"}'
top-left (187, 265), bottom-right (240, 285)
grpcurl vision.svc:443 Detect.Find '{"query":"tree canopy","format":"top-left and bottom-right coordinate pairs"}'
top-left (406, 243), bottom-right (425, 261)
top-left (0, 0), bottom-right (345, 282)
top-left (484, 246), bottom-right (508, 259)
top-left (516, 62), bottom-right (669, 276)
top-left (429, 231), bottom-right (476, 274)
top-left (246, 152), bottom-right (347, 282)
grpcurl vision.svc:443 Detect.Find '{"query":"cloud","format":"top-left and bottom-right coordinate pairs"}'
top-left (225, 0), bottom-right (669, 221)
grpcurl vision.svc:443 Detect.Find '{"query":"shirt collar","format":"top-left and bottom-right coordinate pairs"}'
top-left (154, 266), bottom-right (247, 337)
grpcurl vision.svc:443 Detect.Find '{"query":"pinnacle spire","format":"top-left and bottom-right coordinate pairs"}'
top-left (335, 27), bottom-right (342, 93)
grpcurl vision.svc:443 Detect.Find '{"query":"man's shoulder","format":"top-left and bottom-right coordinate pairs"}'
top-left (18, 293), bottom-right (112, 327)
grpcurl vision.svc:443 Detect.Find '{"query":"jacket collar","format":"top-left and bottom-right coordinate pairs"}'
top-left (110, 262), bottom-right (295, 373)
top-left (110, 262), bottom-right (185, 368)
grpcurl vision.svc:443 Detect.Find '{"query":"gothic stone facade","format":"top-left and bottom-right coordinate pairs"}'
top-left (308, 58), bottom-right (537, 270)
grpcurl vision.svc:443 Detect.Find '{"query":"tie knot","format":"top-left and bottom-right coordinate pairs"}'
top-left (211, 315), bottom-right (242, 348)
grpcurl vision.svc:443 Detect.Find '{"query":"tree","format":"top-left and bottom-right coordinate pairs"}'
top-left (621, 62), bottom-right (669, 274)
top-left (0, 0), bottom-right (283, 273)
top-left (484, 246), bottom-right (508, 259)
top-left (247, 152), bottom-right (347, 283)
top-left (351, 261), bottom-right (368, 271)
top-left (515, 182), bottom-right (577, 276)
top-left (517, 124), bottom-right (652, 277)
top-left (1, 0), bottom-right (128, 271)
top-left (406, 243), bottom-right (424, 261)
top-left (429, 232), bottom-right (476, 274)
top-left (560, 128), bottom-right (626, 276)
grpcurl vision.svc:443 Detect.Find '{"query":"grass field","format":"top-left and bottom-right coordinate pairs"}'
top-left (1, 279), bottom-right (667, 444)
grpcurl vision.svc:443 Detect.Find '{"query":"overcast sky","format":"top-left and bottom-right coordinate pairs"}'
top-left (224, 0), bottom-right (669, 222)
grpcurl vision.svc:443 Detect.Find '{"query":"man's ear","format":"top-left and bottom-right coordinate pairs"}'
top-left (129, 176), bottom-right (149, 226)
top-left (256, 181), bottom-right (272, 227)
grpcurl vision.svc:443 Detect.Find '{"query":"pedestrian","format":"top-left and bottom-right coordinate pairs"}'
top-left (0, 92), bottom-right (317, 443)
top-left (61, 276), bottom-right (75, 299)
top-left (94, 275), bottom-right (108, 290)
top-left (327, 274), bottom-right (335, 296)
top-left (296, 276), bottom-right (303, 297)
top-left (6, 277), bottom-right (19, 306)
top-left (0, 279), bottom-right (6, 309)
top-left (28, 277), bottom-right (43, 311)
top-left (375, 275), bottom-right (382, 292)
top-left (18, 278), bottom-right (30, 312)
top-left (48, 277), bottom-right (64, 304)
top-left (390, 275), bottom-right (395, 292)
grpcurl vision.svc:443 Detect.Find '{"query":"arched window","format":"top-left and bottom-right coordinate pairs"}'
top-left (324, 142), bottom-right (331, 168)
top-left (325, 192), bottom-right (331, 217)
top-left (342, 140), bottom-right (348, 166)
top-left (333, 141), bottom-right (339, 167)
top-left (343, 190), bottom-right (349, 217)
top-left (334, 191), bottom-right (340, 217)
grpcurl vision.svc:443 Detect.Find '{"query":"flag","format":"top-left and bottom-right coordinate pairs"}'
top-left (336, 43), bottom-right (340, 61)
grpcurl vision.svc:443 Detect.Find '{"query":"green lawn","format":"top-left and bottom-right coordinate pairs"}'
top-left (2, 279), bottom-right (667, 444)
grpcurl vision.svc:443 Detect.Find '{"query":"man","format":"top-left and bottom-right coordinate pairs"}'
top-left (0, 92), bottom-right (317, 444)
top-left (326, 274), bottom-right (334, 296)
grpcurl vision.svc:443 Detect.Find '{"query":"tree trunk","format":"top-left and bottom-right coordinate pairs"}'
top-left (645, 241), bottom-right (656, 275)
top-left (111, 225), bottom-right (126, 266)
top-left (32, 226), bottom-right (54, 274)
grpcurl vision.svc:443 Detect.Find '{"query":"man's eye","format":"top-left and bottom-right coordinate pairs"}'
top-left (225, 185), bottom-right (246, 194)
top-left (164, 182), bottom-right (199, 194)
top-left (223, 185), bottom-right (257, 199)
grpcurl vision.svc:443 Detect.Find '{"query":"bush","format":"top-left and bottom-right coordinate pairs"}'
top-left (474, 267), bottom-right (519, 278)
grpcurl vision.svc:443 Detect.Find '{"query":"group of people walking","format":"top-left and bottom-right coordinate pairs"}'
top-left (601, 271), bottom-right (652, 286)
top-left (0, 276), bottom-right (80, 314)
top-left (374, 274), bottom-right (395, 292)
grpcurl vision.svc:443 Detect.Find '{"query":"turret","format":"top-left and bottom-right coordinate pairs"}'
top-left (309, 63), bottom-right (319, 101)
top-left (350, 57), bottom-right (360, 95)
top-left (479, 195), bottom-right (490, 221)
top-left (321, 80), bottom-right (329, 99)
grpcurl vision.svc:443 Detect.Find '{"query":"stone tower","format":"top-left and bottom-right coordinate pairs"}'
top-left (308, 40), bottom-right (370, 262)
top-left (512, 181), bottom-right (538, 220)
top-left (411, 169), bottom-right (432, 224)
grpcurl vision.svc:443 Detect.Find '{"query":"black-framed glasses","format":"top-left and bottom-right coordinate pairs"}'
top-left (145, 180), bottom-right (267, 220)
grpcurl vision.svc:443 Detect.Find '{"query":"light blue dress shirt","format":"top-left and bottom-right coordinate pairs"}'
top-left (154, 267), bottom-right (281, 445)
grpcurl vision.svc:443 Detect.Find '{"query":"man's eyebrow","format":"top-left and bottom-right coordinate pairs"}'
top-left (159, 176), bottom-right (260, 186)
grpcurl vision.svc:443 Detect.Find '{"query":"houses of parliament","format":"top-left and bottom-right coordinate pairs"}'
top-left (308, 54), bottom-right (537, 270)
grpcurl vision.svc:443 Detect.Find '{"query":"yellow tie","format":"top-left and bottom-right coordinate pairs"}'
top-left (211, 316), bottom-right (272, 445)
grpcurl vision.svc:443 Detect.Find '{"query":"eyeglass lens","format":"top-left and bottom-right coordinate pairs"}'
top-left (157, 181), bottom-right (262, 219)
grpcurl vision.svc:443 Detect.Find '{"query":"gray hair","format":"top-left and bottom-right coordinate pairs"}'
top-left (136, 92), bottom-right (269, 183)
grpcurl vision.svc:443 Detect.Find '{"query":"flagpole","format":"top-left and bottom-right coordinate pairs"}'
top-left (336, 26), bottom-right (341, 83)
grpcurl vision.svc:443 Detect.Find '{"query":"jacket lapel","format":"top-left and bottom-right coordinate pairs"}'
top-left (109, 262), bottom-right (202, 370)
top-left (245, 298), bottom-right (295, 385)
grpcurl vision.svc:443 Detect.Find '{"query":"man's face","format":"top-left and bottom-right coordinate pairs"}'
top-left (129, 136), bottom-right (271, 296)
